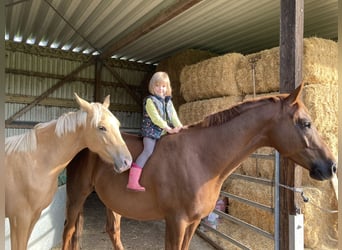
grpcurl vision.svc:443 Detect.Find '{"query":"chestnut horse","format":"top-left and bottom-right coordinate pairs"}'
top-left (5, 94), bottom-right (132, 250)
top-left (62, 84), bottom-right (336, 250)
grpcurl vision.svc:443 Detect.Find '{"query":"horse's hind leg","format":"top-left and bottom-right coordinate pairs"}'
top-left (182, 220), bottom-right (201, 250)
top-left (105, 208), bottom-right (124, 250)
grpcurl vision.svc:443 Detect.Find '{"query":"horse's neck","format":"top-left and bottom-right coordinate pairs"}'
top-left (34, 123), bottom-right (86, 169)
top-left (202, 104), bottom-right (275, 180)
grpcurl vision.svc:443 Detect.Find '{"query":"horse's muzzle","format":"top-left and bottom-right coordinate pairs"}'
top-left (310, 160), bottom-right (337, 180)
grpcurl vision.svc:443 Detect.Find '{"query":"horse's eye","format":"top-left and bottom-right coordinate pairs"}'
top-left (301, 121), bottom-right (311, 129)
top-left (98, 126), bottom-right (107, 132)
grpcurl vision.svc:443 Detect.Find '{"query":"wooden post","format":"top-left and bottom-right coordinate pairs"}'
top-left (279, 0), bottom-right (304, 249)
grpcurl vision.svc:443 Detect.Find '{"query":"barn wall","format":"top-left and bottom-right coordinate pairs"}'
top-left (5, 41), bottom-right (154, 137)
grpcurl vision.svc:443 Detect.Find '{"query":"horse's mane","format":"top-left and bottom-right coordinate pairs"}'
top-left (5, 103), bottom-right (106, 154)
top-left (194, 95), bottom-right (281, 128)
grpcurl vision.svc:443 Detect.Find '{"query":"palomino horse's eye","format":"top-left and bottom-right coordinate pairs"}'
top-left (98, 126), bottom-right (107, 132)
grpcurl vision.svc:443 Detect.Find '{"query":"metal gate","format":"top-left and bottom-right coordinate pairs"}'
top-left (197, 151), bottom-right (281, 250)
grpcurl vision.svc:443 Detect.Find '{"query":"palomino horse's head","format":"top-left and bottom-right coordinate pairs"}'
top-left (269, 84), bottom-right (336, 181)
top-left (74, 93), bottom-right (132, 173)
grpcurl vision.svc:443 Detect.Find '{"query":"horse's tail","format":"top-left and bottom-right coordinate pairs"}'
top-left (70, 209), bottom-right (84, 250)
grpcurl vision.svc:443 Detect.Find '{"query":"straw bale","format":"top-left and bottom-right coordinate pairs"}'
top-left (303, 37), bottom-right (338, 85)
top-left (243, 92), bottom-right (279, 101)
top-left (299, 83), bottom-right (338, 249)
top-left (156, 49), bottom-right (216, 110)
top-left (301, 182), bottom-right (338, 249)
top-left (178, 95), bottom-right (242, 126)
top-left (236, 47), bottom-right (280, 94)
top-left (302, 83), bottom-right (338, 158)
top-left (237, 148), bottom-right (275, 180)
top-left (236, 37), bottom-right (337, 94)
top-left (222, 178), bottom-right (274, 233)
top-left (180, 53), bottom-right (244, 102)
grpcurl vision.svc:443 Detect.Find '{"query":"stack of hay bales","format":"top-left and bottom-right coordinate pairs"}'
top-left (179, 53), bottom-right (245, 125)
top-left (178, 37), bottom-right (338, 250)
top-left (156, 49), bottom-right (217, 110)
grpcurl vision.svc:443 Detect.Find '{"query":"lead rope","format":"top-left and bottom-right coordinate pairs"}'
top-left (278, 183), bottom-right (338, 214)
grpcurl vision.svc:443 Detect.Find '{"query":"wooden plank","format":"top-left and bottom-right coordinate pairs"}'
top-left (279, 0), bottom-right (304, 249)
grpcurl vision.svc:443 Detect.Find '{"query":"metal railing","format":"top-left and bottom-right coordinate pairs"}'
top-left (197, 151), bottom-right (280, 250)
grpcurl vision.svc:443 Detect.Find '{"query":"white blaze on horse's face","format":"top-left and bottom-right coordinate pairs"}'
top-left (75, 94), bottom-right (132, 171)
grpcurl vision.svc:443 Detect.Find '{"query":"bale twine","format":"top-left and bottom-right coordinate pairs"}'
top-left (178, 95), bottom-right (242, 125)
top-left (236, 37), bottom-right (337, 94)
top-left (180, 53), bottom-right (244, 102)
top-left (156, 49), bottom-right (216, 110)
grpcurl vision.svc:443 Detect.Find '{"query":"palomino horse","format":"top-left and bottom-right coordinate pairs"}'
top-left (5, 94), bottom-right (132, 250)
top-left (62, 84), bottom-right (336, 250)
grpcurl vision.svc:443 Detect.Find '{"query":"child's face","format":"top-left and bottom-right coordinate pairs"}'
top-left (153, 82), bottom-right (167, 97)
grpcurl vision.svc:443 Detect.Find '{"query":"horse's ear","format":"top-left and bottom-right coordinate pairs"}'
top-left (285, 83), bottom-right (304, 105)
top-left (103, 95), bottom-right (110, 109)
top-left (74, 93), bottom-right (92, 112)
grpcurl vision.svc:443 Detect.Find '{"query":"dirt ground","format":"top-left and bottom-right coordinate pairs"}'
top-left (55, 192), bottom-right (216, 250)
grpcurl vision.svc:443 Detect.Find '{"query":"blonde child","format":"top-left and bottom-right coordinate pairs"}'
top-left (127, 71), bottom-right (184, 191)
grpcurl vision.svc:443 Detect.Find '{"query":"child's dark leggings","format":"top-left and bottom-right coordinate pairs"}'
top-left (135, 137), bottom-right (157, 168)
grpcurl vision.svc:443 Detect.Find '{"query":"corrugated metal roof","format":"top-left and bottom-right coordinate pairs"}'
top-left (5, 0), bottom-right (338, 64)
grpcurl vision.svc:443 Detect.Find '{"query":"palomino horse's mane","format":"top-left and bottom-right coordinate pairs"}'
top-left (196, 95), bottom-right (282, 128)
top-left (5, 103), bottom-right (107, 154)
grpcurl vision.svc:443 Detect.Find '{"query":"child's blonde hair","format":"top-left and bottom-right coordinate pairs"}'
top-left (148, 72), bottom-right (172, 96)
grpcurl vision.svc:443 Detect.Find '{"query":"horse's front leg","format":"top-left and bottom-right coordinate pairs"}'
top-left (105, 208), bottom-right (124, 250)
top-left (9, 210), bottom-right (41, 250)
top-left (182, 219), bottom-right (201, 250)
top-left (165, 217), bottom-right (188, 250)
top-left (62, 191), bottom-right (92, 250)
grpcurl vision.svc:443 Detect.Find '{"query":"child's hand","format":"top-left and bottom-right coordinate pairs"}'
top-left (165, 126), bottom-right (182, 134)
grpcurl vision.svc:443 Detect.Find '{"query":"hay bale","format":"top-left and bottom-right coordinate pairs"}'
top-left (222, 178), bottom-right (274, 233)
top-left (237, 147), bottom-right (275, 180)
top-left (302, 83), bottom-right (338, 158)
top-left (156, 49), bottom-right (216, 110)
top-left (301, 180), bottom-right (338, 249)
top-left (178, 95), bottom-right (242, 125)
top-left (180, 53), bottom-right (244, 102)
top-left (303, 37), bottom-right (338, 85)
top-left (236, 37), bottom-right (337, 94)
top-left (236, 47), bottom-right (280, 94)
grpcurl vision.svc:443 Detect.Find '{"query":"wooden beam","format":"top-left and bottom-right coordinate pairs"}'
top-left (99, 0), bottom-right (203, 59)
top-left (279, 0), bottom-right (304, 249)
top-left (5, 94), bottom-right (140, 112)
top-left (5, 60), bottom-right (93, 125)
top-left (103, 61), bottom-right (142, 105)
